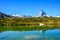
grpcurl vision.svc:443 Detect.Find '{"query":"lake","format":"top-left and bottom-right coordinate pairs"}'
top-left (0, 29), bottom-right (60, 40)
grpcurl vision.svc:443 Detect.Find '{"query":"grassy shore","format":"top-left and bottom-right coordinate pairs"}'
top-left (0, 25), bottom-right (60, 32)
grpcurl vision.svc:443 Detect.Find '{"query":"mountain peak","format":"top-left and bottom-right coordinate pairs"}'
top-left (38, 10), bottom-right (48, 17)
top-left (0, 12), bottom-right (12, 18)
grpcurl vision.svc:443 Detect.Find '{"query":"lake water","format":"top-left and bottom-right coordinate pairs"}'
top-left (0, 29), bottom-right (60, 40)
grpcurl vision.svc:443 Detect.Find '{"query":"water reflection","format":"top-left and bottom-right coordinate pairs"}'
top-left (24, 35), bottom-right (40, 40)
top-left (0, 29), bottom-right (60, 40)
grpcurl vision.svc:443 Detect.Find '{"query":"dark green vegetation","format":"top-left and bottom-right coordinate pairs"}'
top-left (0, 16), bottom-right (60, 32)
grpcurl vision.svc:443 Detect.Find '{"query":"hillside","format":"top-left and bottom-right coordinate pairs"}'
top-left (0, 12), bottom-right (13, 18)
top-left (0, 16), bottom-right (60, 26)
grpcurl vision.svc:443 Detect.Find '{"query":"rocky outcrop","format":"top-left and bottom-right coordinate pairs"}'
top-left (0, 12), bottom-right (13, 18)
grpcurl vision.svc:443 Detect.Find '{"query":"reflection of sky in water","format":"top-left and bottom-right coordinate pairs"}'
top-left (44, 29), bottom-right (60, 37)
top-left (0, 29), bottom-right (60, 40)
top-left (0, 30), bottom-right (40, 40)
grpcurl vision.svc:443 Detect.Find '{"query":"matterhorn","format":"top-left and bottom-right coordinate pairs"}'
top-left (38, 10), bottom-right (50, 17)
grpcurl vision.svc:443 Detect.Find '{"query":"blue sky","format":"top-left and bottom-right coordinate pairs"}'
top-left (0, 0), bottom-right (60, 16)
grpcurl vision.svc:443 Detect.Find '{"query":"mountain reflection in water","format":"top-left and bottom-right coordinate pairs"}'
top-left (0, 29), bottom-right (60, 40)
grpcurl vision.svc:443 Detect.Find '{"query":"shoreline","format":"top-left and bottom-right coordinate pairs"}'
top-left (0, 25), bottom-right (60, 32)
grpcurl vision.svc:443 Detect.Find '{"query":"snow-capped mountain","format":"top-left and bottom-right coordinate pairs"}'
top-left (12, 14), bottom-right (23, 17)
top-left (38, 10), bottom-right (47, 16)
top-left (0, 12), bottom-right (13, 18)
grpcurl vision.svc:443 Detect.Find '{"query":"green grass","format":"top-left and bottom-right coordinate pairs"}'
top-left (0, 25), bottom-right (60, 32)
